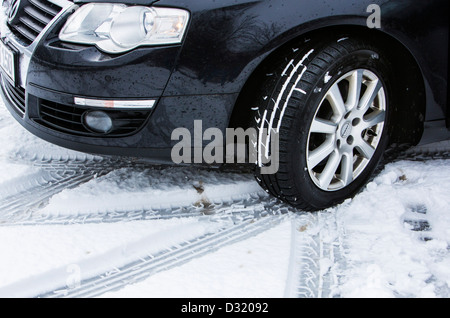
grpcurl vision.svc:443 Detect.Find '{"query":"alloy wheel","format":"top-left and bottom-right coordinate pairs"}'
top-left (306, 69), bottom-right (386, 191)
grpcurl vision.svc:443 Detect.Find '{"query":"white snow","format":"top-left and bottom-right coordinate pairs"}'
top-left (0, 218), bottom-right (213, 296)
top-left (0, 90), bottom-right (449, 298)
top-left (101, 221), bottom-right (292, 298)
top-left (335, 159), bottom-right (450, 297)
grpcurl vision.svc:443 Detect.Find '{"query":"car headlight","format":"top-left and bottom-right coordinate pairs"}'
top-left (59, 3), bottom-right (190, 54)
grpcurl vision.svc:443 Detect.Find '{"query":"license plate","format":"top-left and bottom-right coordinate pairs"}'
top-left (0, 40), bottom-right (16, 84)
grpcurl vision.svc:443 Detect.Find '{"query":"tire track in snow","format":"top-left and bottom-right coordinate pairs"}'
top-left (1, 142), bottom-right (448, 297)
top-left (0, 170), bottom-right (110, 223)
top-left (2, 191), bottom-right (270, 226)
top-left (284, 212), bottom-right (344, 298)
top-left (0, 156), bottom-right (120, 224)
top-left (2, 141), bottom-right (446, 226)
top-left (2, 152), bottom-right (265, 225)
top-left (390, 141), bottom-right (450, 162)
top-left (47, 215), bottom-right (288, 298)
top-left (0, 199), bottom-right (293, 298)
top-left (1, 154), bottom-right (269, 225)
top-left (283, 142), bottom-right (449, 298)
top-left (0, 153), bottom-right (297, 298)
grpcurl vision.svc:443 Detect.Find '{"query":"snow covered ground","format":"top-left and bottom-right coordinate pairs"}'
top-left (0, 96), bottom-right (449, 298)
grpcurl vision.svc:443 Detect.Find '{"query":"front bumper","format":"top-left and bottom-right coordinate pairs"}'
top-left (1, 75), bottom-right (237, 163)
top-left (0, 0), bottom-right (237, 163)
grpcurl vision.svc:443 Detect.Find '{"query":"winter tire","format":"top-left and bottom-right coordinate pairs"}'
top-left (253, 37), bottom-right (392, 211)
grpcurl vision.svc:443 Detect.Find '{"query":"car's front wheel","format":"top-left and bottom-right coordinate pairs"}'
top-left (253, 37), bottom-right (392, 211)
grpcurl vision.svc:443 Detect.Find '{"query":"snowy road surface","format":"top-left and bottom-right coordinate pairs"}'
top-left (0, 98), bottom-right (449, 298)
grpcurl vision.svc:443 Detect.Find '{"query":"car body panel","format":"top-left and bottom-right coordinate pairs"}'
top-left (154, 0), bottom-right (448, 121)
top-left (0, 0), bottom-right (448, 163)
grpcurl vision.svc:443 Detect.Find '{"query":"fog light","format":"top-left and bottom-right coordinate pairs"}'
top-left (84, 111), bottom-right (113, 133)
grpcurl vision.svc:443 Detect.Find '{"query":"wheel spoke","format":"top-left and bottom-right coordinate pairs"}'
top-left (340, 152), bottom-right (354, 187)
top-left (355, 137), bottom-right (375, 159)
top-left (310, 118), bottom-right (337, 134)
top-left (358, 79), bottom-right (382, 114)
top-left (318, 150), bottom-right (341, 189)
top-left (327, 84), bottom-right (346, 120)
top-left (345, 70), bottom-right (363, 111)
top-left (362, 110), bottom-right (385, 130)
top-left (308, 138), bottom-right (335, 169)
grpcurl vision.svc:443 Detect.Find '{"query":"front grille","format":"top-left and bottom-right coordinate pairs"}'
top-left (1, 77), bottom-right (26, 117)
top-left (38, 99), bottom-right (151, 137)
top-left (8, 0), bottom-right (63, 46)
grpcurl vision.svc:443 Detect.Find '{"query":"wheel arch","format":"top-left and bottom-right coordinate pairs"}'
top-left (228, 24), bottom-right (426, 146)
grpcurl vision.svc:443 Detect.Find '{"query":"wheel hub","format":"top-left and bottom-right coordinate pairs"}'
top-left (340, 121), bottom-right (352, 139)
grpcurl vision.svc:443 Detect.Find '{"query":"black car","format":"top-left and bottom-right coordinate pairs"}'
top-left (1, 0), bottom-right (448, 210)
